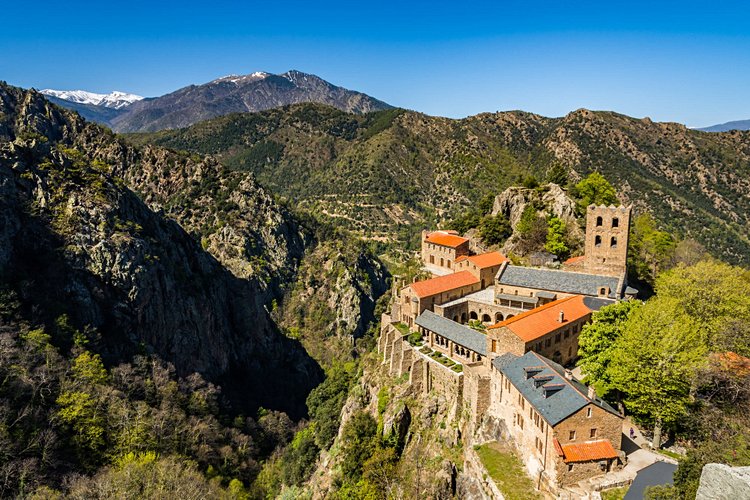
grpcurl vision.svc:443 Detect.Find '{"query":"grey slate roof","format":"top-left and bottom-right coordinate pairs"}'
top-left (582, 296), bottom-right (617, 311)
top-left (416, 310), bottom-right (487, 356)
top-left (492, 351), bottom-right (621, 426)
top-left (496, 265), bottom-right (623, 299)
top-left (496, 293), bottom-right (539, 304)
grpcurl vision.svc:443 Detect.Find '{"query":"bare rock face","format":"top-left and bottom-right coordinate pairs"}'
top-left (492, 183), bottom-right (578, 228)
top-left (0, 83), bottom-right (322, 417)
top-left (696, 464), bottom-right (750, 500)
top-left (382, 403), bottom-right (411, 449)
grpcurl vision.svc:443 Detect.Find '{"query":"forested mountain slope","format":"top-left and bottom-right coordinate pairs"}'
top-left (132, 105), bottom-right (750, 264)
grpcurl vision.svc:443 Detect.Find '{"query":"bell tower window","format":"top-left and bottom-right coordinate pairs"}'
top-left (595, 235), bottom-right (602, 247)
top-left (610, 236), bottom-right (618, 248)
top-left (596, 216), bottom-right (603, 227)
top-left (612, 217), bottom-right (619, 228)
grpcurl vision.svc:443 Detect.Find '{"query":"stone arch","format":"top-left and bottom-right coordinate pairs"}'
top-left (505, 314), bottom-right (515, 320)
top-left (453, 315), bottom-right (459, 322)
top-left (469, 311), bottom-right (478, 320)
top-left (482, 314), bottom-right (491, 323)
top-left (495, 312), bottom-right (503, 322)
top-left (460, 312), bottom-right (467, 324)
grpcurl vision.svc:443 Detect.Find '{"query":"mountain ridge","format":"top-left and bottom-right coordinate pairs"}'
top-left (41, 70), bottom-right (393, 132)
top-left (698, 119), bottom-right (750, 132)
top-left (131, 103), bottom-right (750, 266)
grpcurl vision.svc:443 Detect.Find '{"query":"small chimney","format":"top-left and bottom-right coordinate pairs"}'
top-left (558, 310), bottom-right (565, 323)
top-left (588, 386), bottom-right (596, 400)
top-left (564, 369), bottom-right (573, 380)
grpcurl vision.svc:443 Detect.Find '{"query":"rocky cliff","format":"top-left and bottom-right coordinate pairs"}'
top-left (0, 83), bottom-right (323, 417)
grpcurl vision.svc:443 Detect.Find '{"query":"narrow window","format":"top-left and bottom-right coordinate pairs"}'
top-left (595, 235), bottom-right (602, 247)
top-left (596, 216), bottom-right (603, 227)
top-left (612, 217), bottom-right (619, 228)
top-left (569, 430), bottom-right (576, 440)
top-left (590, 428), bottom-right (597, 438)
top-left (611, 236), bottom-right (618, 248)
top-left (587, 407), bottom-right (592, 418)
top-left (555, 333), bottom-right (561, 344)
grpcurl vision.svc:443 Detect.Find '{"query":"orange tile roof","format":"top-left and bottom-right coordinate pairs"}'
top-left (560, 440), bottom-right (618, 463)
top-left (425, 231), bottom-right (470, 248)
top-left (466, 251), bottom-right (509, 268)
top-left (564, 255), bottom-right (586, 265)
top-left (487, 295), bottom-right (592, 342)
top-left (410, 271), bottom-right (479, 298)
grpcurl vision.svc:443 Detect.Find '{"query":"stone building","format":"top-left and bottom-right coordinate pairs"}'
top-left (416, 310), bottom-right (487, 364)
top-left (583, 205), bottom-right (632, 277)
top-left (397, 271), bottom-right (481, 327)
top-left (485, 295), bottom-right (600, 366)
top-left (488, 351), bottom-right (624, 491)
top-left (421, 230), bottom-right (471, 274)
top-left (454, 251), bottom-right (509, 288)
top-left (494, 262), bottom-right (637, 301)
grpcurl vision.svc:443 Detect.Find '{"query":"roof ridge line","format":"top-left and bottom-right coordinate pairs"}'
top-left (488, 295), bottom-right (580, 330)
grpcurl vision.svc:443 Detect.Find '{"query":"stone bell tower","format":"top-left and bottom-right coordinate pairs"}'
top-left (583, 204), bottom-right (632, 277)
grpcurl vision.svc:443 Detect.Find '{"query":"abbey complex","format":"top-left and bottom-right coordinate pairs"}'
top-left (379, 205), bottom-right (639, 495)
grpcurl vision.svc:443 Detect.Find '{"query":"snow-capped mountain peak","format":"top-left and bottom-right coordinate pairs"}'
top-left (40, 89), bottom-right (144, 109)
top-left (211, 72), bottom-right (270, 85)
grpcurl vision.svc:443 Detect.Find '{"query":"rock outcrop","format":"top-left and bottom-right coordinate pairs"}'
top-left (696, 464), bottom-right (750, 500)
top-left (0, 82), bottom-right (322, 417)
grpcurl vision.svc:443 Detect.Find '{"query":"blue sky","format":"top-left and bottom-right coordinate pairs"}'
top-left (2, 1), bottom-right (749, 127)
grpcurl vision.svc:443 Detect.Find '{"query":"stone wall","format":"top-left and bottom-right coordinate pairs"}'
top-left (583, 205), bottom-right (631, 277)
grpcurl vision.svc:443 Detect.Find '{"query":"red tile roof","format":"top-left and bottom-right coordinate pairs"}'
top-left (456, 251), bottom-right (509, 268)
top-left (560, 440), bottom-right (618, 463)
top-left (410, 271), bottom-right (479, 298)
top-left (563, 255), bottom-right (586, 265)
top-left (425, 231), bottom-right (470, 248)
top-left (487, 295), bottom-right (592, 342)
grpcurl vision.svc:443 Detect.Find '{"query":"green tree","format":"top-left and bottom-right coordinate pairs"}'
top-left (577, 300), bottom-right (642, 397)
top-left (544, 216), bottom-right (569, 257)
top-left (628, 214), bottom-right (676, 285)
top-left (574, 172), bottom-right (618, 213)
top-left (479, 214), bottom-right (512, 245)
top-left (609, 297), bottom-right (707, 448)
top-left (545, 163), bottom-right (569, 186)
top-left (72, 351), bottom-right (108, 385)
top-left (654, 260), bottom-right (750, 354)
top-left (516, 205), bottom-right (548, 253)
top-left (340, 412), bottom-right (378, 481)
top-left (56, 391), bottom-right (106, 467)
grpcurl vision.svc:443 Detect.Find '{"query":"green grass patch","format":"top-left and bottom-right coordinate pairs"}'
top-left (394, 322), bottom-right (409, 335)
top-left (600, 486), bottom-right (628, 500)
top-left (476, 442), bottom-right (541, 500)
top-left (657, 449), bottom-right (683, 460)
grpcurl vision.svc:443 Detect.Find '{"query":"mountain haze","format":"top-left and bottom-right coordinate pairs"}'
top-left (699, 119), bottom-right (750, 132)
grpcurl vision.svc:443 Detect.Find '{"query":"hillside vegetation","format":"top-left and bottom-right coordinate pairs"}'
top-left (130, 104), bottom-right (750, 264)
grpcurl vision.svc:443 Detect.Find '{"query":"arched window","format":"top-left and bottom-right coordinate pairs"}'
top-left (595, 235), bottom-right (602, 247)
top-left (596, 216), bottom-right (603, 227)
top-left (612, 217), bottom-right (619, 228)
top-left (610, 236), bottom-right (618, 248)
